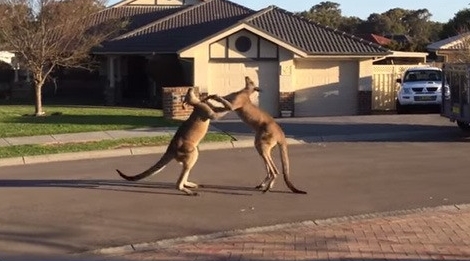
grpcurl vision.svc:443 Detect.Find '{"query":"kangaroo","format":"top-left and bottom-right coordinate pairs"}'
top-left (116, 88), bottom-right (233, 196)
top-left (223, 76), bottom-right (307, 194)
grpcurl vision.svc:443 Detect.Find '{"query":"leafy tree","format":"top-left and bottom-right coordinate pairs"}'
top-left (338, 16), bottom-right (362, 34)
top-left (299, 1), bottom-right (343, 28)
top-left (441, 8), bottom-right (470, 38)
top-left (0, 0), bottom-right (125, 116)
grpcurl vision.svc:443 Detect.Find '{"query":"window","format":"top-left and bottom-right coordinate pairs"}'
top-left (235, 36), bottom-right (252, 53)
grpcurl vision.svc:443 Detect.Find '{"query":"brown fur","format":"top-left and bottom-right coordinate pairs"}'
top-left (223, 76), bottom-right (306, 194)
top-left (116, 88), bottom-right (232, 196)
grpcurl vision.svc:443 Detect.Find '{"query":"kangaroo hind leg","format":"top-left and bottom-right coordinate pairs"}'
top-left (176, 150), bottom-right (199, 196)
top-left (255, 143), bottom-right (279, 193)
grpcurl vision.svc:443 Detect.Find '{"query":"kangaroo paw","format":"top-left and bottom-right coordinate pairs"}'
top-left (184, 181), bottom-right (199, 188)
top-left (180, 187), bottom-right (199, 196)
top-left (187, 191), bottom-right (199, 196)
top-left (255, 183), bottom-right (266, 190)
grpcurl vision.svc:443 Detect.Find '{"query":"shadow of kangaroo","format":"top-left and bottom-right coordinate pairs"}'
top-left (116, 88), bottom-right (233, 196)
top-left (223, 76), bottom-right (307, 194)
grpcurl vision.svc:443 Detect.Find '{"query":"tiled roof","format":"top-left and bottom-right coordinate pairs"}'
top-left (90, 5), bottom-right (186, 34)
top-left (95, 0), bottom-right (388, 55)
top-left (245, 7), bottom-right (389, 55)
top-left (427, 33), bottom-right (470, 51)
top-left (98, 0), bottom-right (254, 53)
top-left (356, 34), bottom-right (392, 46)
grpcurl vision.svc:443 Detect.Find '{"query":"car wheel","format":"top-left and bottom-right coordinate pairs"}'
top-left (396, 100), bottom-right (407, 114)
top-left (457, 121), bottom-right (470, 132)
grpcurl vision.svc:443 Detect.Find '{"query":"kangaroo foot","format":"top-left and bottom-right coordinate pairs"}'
top-left (184, 181), bottom-right (199, 188)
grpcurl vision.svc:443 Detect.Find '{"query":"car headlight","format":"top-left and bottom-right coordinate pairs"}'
top-left (402, 88), bottom-right (412, 94)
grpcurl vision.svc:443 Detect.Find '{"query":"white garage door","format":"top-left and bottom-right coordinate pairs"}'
top-left (295, 60), bottom-right (358, 117)
top-left (209, 61), bottom-right (279, 118)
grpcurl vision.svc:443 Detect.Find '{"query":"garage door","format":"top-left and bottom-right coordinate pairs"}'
top-left (209, 61), bottom-right (279, 118)
top-left (295, 60), bottom-right (358, 117)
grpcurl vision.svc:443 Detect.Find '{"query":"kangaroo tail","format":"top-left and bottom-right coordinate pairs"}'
top-left (279, 141), bottom-right (307, 194)
top-left (116, 152), bottom-right (173, 181)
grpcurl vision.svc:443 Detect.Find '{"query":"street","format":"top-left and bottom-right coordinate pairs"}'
top-left (1, 136), bottom-right (470, 257)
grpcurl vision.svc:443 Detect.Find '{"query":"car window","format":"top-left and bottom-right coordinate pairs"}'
top-left (403, 70), bottom-right (441, 82)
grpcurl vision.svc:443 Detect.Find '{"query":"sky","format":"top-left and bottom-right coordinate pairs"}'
top-left (108, 0), bottom-right (468, 23)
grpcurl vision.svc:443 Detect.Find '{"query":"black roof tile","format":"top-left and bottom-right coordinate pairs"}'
top-left (90, 5), bottom-right (186, 35)
top-left (99, 0), bottom-right (254, 53)
top-left (245, 7), bottom-right (388, 55)
top-left (95, 0), bottom-right (388, 55)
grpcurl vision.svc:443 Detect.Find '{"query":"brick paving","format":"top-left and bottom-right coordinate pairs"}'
top-left (101, 205), bottom-right (470, 260)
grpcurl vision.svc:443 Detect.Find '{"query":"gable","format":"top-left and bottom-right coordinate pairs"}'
top-left (209, 30), bottom-right (278, 59)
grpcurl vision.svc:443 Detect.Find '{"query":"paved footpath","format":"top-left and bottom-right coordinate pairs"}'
top-left (94, 205), bottom-right (470, 260)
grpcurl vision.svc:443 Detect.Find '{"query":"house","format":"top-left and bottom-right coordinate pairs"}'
top-left (384, 34), bottom-right (413, 46)
top-left (427, 33), bottom-right (470, 63)
top-left (88, 0), bottom-right (391, 117)
top-left (357, 34), bottom-right (392, 46)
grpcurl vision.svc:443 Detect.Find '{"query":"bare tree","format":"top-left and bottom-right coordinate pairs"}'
top-left (0, 0), bottom-right (125, 116)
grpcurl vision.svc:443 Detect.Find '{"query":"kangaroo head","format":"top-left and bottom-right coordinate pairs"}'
top-left (182, 88), bottom-right (200, 109)
top-left (244, 76), bottom-right (261, 94)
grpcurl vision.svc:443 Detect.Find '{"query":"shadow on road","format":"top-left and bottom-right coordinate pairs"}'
top-left (0, 179), bottom-right (259, 196)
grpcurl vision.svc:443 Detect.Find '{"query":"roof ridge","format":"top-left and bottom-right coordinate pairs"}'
top-left (241, 5), bottom-right (275, 22)
top-left (112, 0), bottom-right (253, 41)
top-left (112, 0), bottom-right (214, 40)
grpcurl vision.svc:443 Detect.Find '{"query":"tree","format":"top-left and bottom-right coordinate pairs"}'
top-left (299, 1), bottom-right (343, 28)
top-left (441, 8), bottom-right (470, 38)
top-left (0, 0), bottom-right (125, 116)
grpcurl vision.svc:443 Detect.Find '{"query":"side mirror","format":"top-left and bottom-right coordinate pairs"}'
top-left (396, 79), bottom-right (402, 84)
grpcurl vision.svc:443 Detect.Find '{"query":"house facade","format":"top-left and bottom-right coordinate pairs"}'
top-left (90, 0), bottom-right (390, 117)
top-left (427, 33), bottom-right (470, 63)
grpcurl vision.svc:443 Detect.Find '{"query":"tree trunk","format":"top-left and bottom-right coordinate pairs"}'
top-left (33, 71), bottom-right (46, 116)
top-left (34, 83), bottom-right (44, 116)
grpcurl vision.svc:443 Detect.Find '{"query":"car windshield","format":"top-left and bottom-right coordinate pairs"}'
top-left (403, 70), bottom-right (442, 82)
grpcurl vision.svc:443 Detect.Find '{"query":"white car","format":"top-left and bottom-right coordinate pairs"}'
top-left (396, 67), bottom-right (449, 113)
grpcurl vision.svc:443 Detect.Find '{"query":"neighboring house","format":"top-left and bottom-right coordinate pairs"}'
top-left (88, 0), bottom-right (391, 117)
top-left (427, 33), bottom-right (470, 63)
top-left (357, 34), bottom-right (392, 46)
top-left (385, 34), bottom-right (413, 46)
top-left (373, 51), bottom-right (428, 65)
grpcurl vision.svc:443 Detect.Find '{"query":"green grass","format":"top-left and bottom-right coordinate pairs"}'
top-left (0, 105), bottom-right (233, 159)
top-left (0, 105), bottom-right (178, 138)
top-left (0, 133), bottom-right (231, 159)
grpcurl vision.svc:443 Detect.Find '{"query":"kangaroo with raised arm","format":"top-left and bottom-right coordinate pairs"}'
top-left (223, 76), bottom-right (306, 194)
top-left (116, 88), bottom-right (232, 196)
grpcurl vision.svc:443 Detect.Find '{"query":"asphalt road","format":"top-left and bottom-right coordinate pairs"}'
top-left (2, 133), bottom-right (470, 257)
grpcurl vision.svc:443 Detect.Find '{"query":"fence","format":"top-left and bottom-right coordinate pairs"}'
top-left (372, 64), bottom-right (429, 111)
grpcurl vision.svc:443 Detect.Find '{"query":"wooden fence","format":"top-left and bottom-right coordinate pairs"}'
top-left (372, 64), bottom-right (429, 111)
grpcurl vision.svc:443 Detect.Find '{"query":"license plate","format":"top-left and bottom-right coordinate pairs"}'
top-left (415, 96), bottom-right (436, 101)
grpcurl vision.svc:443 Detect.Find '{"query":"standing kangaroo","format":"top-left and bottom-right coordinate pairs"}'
top-left (116, 88), bottom-right (232, 196)
top-left (223, 76), bottom-right (307, 194)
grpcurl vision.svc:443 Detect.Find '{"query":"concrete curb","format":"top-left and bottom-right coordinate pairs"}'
top-left (0, 129), bottom-right (452, 167)
top-left (0, 139), bottom-right (255, 167)
top-left (89, 203), bottom-right (470, 255)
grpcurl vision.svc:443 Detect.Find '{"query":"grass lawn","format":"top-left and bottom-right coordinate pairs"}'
top-left (0, 105), bottom-right (232, 158)
top-left (0, 105), bottom-right (178, 138)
